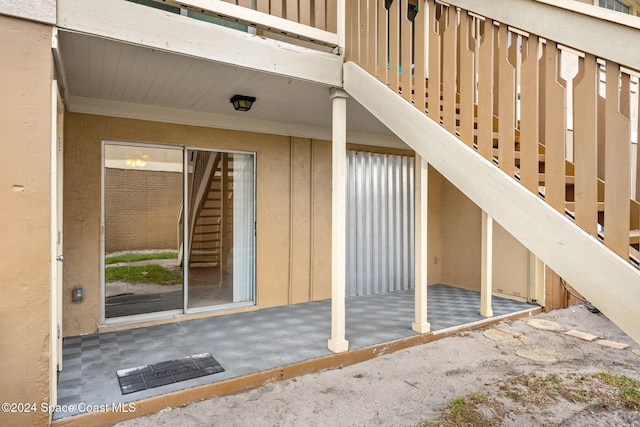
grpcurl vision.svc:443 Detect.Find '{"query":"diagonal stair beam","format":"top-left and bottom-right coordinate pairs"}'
top-left (344, 61), bottom-right (640, 344)
top-left (187, 152), bottom-right (222, 265)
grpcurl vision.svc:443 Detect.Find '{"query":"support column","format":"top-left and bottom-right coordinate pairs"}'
top-left (412, 155), bottom-right (430, 333)
top-left (480, 211), bottom-right (494, 317)
top-left (528, 252), bottom-right (545, 305)
top-left (328, 87), bottom-right (349, 353)
top-left (336, 0), bottom-right (345, 55)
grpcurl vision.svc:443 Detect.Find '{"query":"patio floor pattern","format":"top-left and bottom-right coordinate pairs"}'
top-left (55, 284), bottom-right (534, 419)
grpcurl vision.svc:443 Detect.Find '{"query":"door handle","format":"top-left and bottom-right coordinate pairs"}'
top-left (56, 255), bottom-right (64, 262)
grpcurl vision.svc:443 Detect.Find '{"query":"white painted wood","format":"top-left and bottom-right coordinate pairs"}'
top-left (50, 80), bottom-right (60, 405)
top-left (412, 155), bottom-right (430, 334)
top-left (344, 61), bottom-right (640, 344)
top-left (51, 28), bottom-right (70, 112)
top-left (158, 0), bottom-right (339, 47)
top-left (68, 95), bottom-right (406, 149)
top-left (528, 253), bottom-right (545, 305)
top-left (336, 0), bottom-right (346, 53)
top-left (480, 211), bottom-right (494, 317)
top-left (57, 0), bottom-right (342, 87)
top-left (445, 0), bottom-right (640, 72)
top-left (535, 0), bottom-right (640, 29)
top-left (0, 0), bottom-right (55, 25)
top-left (328, 88), bottom-right (349, 353)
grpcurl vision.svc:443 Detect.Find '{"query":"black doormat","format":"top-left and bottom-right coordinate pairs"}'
top-left (116, 353), bottom-right (224, 394)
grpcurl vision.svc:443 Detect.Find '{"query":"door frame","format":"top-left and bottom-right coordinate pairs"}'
top-left (100, 140), bottom-right (185, 326)
top-left (100, 142), bottom-right (257, 325)
top-left (51, 80), bottom-right (64, 406)
top-left (183, 146), bottom-right (257, 315)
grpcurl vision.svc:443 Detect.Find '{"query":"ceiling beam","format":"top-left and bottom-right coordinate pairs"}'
top-left (57, 0), bottom-right (343, 86)
top-left (68, 95), bottom-right (407, 149)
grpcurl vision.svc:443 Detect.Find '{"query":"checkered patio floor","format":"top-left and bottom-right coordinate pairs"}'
top-left (55, 284), bottom-right (533, 419)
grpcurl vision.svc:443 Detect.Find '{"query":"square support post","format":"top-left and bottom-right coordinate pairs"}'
top-left (481, 210), bottom-right (494, 317)
top-left (412, 155), bottom-right (430, 333)
top-left (328, 87), bottom-right (349, 353)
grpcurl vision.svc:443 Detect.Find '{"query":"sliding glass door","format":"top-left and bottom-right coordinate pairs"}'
top-left (103, 143), bottom-right (184, 318)
top-left (103, 142), bottom-right (255, 321)
top-left (185, 149), bottom-right (255, 310)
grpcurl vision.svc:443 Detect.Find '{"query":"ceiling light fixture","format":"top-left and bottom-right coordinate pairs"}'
top-left (230, 94), bottom-right (256, 112)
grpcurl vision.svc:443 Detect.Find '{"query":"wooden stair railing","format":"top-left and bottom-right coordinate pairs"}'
top-left (178, 151), bottom-right (223, 267)
top-left (190, 155), bottom-right (234, 264)
top-left (347, 0), bottom-right (640, 265)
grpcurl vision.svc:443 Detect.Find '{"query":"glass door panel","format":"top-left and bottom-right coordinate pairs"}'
top-left (186, 149), bottom-right (255, 309)
top-left (104, 143), bottom-right (184, 318)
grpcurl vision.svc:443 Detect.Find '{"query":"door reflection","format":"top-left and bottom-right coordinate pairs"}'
top-left (185, 150), bottom-right (255, 310)
top-left (104, 144), bottom-right (183, 318)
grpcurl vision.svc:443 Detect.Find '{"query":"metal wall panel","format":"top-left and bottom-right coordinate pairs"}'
top-left (346, 151), bottom-right (414, 296)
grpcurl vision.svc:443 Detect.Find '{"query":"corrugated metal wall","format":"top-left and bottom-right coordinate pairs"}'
top-left (346, 151), bottom-right (415, 296)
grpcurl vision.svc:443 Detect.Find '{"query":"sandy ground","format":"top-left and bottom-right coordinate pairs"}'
top-left (114, 305), bottom-right (640, 427)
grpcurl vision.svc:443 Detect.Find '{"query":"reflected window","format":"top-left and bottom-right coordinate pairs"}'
top-left (104, 144), bottom-right (184, 318)
top-left (103, 143), bottom-right (256, 320)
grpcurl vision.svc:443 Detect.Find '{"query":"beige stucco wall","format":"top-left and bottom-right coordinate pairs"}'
top-left (438, 174), bottom-right (530, 296)
top-left (427, 167), bottom-right (443, 284)
top-left (0, 15), bottom-right (53, 427)
top-left (63, 113), bottom-right (333, 336)
top-left (439, 178), bottom-right (483, 290)
top-left (493, 222), bottom-right (530, 300)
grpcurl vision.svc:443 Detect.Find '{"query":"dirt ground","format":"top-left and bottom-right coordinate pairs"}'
top-left (115, 305), bottom-right (640, 426)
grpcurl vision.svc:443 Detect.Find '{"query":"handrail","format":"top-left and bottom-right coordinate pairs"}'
top-left (446, 0), bottom-right (640, 71)
top-left (151, 0), bottom-right (339, 48)
top-left (346, 0), bottom-right (640, 262)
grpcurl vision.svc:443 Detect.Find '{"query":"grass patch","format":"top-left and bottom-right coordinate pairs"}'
top-left (105, 264), bottom-right (182, 285)
top-left (105, 251), bottom-right (178, 265)
top-left (592, 372), bottom-right (640, 409)
top-left (424, 392), bottom-right (490, 426)
top-left (424, 371), bottom-right (640, 426)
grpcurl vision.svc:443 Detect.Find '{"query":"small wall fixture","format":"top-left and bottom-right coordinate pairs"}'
top-left (230, 95), bottom-right (256, 112)
top-left (72, 285), bottom-right (85, 302)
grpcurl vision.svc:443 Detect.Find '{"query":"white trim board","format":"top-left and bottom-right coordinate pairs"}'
top-left (344, 61), bottom-right (640, 344)
top-left (68, 95), bottom-right (408, 149)
top-left (446, 0), bottom-right (640, 72)
top-left (0, 0), bottom-right (55, 25)
top-left (57, 0), bottom-right (342, 86)
top-left (156, 0), bottom-right (339, 48)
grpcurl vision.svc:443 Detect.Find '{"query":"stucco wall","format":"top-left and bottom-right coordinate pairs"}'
top-left (0, 15), bottom-right (53, 427)
top-left (440, 178), bottom-right (483, 290)
top-left (493, 222), bottom-right (530, 300)
top-left (63, 113), bottom-right (333, 336)
top-left (438, 174), bottom-right (530, 296)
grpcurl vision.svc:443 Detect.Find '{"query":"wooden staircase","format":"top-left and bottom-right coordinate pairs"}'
top-left (178, 152), bottom-right (234, 275)
top-left (426, 82), bottom-right (640, 262)
top-left (343, 0), bottom-right (640, 344)
top-left (345, 60), bottom-right (640, 343)
top-left (487, 130), bottom-right (640, 266)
